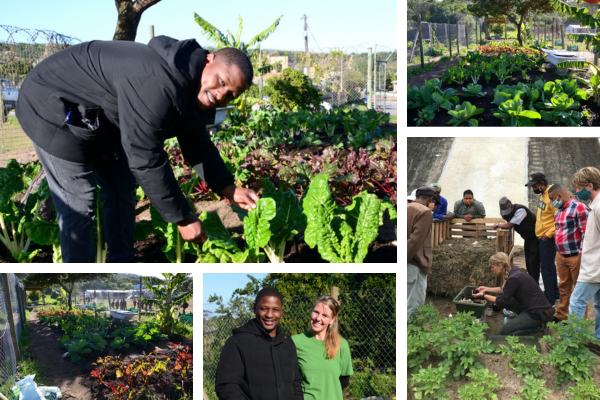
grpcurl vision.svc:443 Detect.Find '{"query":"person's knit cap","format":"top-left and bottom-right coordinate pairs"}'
top-left (526, 172), bottom-right (546, 187)
top-left (499, 196), bottom-right (513, 216)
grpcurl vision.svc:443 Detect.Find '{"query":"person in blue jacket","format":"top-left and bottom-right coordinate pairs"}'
top-left (430, 183), bottom-right (452, 221)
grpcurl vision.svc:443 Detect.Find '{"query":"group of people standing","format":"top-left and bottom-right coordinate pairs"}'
top-left (214, 288), bottom-right (353, 400)
top-left (407, 167), bottom-right (600, 355)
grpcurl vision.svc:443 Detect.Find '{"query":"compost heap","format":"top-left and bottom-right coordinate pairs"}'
top-left (428, 238), bottom-right (497, 297)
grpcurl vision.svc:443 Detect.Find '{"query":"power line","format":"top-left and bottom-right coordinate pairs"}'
top-left (306, 23), bottom-right (325, 53)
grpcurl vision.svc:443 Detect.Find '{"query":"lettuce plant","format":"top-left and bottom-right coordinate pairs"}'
top-left (446, 101), bottom-right (483, 127)
top-left (301, 173), bottom-right (390, 263)
top-left (461, 83), bottom-right (487, 98)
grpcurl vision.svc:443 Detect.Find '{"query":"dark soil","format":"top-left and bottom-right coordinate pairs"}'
top-left (407, 62), bottom-right (600, 127)
top-left (24, 312), bottom-right (192, 400)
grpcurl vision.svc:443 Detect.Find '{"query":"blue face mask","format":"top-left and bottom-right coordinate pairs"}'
top-left (576, 188), bottom-right (592, 201)
top-left (551, 199), bottom-right (562, 208)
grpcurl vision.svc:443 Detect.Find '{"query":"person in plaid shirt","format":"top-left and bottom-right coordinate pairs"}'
top-left (548, 184), bottom-right (588, 323)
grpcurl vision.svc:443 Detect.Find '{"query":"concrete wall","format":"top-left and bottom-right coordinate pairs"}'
top-left (406, 137), bottom-right (455, 194)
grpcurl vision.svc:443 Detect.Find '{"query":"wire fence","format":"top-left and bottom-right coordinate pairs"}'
top-left (0, 25), bottom-right (81, 164)
top-left (0, 273), bottom-right (25, 396)
top-left (203, 287), bottom-right (396, 400)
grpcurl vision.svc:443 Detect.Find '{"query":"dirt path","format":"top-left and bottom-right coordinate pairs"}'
top-left (27, 313), bottom-right (95, 400)
top-left (407, 57), bottom-right (461, 88)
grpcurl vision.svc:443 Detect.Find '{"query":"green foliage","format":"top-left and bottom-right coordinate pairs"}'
top-left (461, 83), bottom-right (487, 98)
top-left (27, 290), bottom-right (41, 303)
top-left (565, 378), bottom-right (600, 399)
top-left (446, 101), bottom-right (483, 127)
top-left (301, 174), bottom-right (387, 263)
top-left (498, 336), bottom-right (543, 378)
top-left (457, 368), bottom-right (503, 400)
top-left (409, 364), bottom-right (451, 400)
top-left (540, 315), bottom-right (599, 387)
top-left (263, 68), bottom-right (323, 112)
top-left (196, 211), bottom-right (254, 263)
top-left (512, 376), bottom-right (552, 400)
top-left (407, 303), bottom-right (438, 370)
top-left (140, 273), bottom-right (193, 335)
top-left (557, 60), bottom-right (600, 106)
top-left (443, 66), bottom-right (468, 85)
top-left (538, 92), bottom-right (584, 126)
top-left (493, 95), bottom-right (541, 126)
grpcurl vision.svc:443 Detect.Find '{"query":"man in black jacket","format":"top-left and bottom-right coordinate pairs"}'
top-left (494, 196), bottom-right (541, 284)
top-left (215, 288), bottom-right (303, 400)
top-left (16, 36), bottom-right (258, 262)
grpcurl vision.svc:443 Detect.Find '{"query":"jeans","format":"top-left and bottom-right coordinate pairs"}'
top-left (524, 237), bottom-right (541, 284)
top-left (407, 263), bottom-right (427, 319)
top-left (569, 282), bottom-right (600, 342)
top-left (539, 237), bottom-right (559, 305)
top-left (33, 143), bottom-right (137, 263)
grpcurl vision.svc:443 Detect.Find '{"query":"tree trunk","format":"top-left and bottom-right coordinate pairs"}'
top-left (113, 0), bottom-right (162, 41)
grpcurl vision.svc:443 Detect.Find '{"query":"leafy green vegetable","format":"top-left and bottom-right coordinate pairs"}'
top-left (493, 96), bottom-right (541, 127)
top-left (461, 83), bottom-right (487, 98)
top-left (539, 92), bottom-right (584, 126)
top-left (446, 101), bottom-right (483, 127)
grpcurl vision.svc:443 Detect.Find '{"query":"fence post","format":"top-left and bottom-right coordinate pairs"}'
top-left (367, 47), bottom-right (373, 109)
top-left (1, 273), bottom-right (21, 362)
top-left (456, 24), bottom-right (460, 55)
top-left (466, 23), bottom-right (469, 49)
top-left (448, 21), bottom-right (452, 58)
top-left (18, 284), bottom-right (26, 325)
top-left (428, 23), bottom-right (433, 57)
top-left (417, 15), bottom-right (425, 68)
top-left (476, 23), bottom-right (478, 45)
top-left (561, 25), bottom-right (565, 50)
top-left (330, 286), bottom-right (339, 301)
top-left (259, 49), bottom-right (263, 100)
top-left (552, 17), bottom-right (555, 48)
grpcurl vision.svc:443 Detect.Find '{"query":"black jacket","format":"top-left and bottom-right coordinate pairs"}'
top-left (215, 319), bottom-right (303, 400)
top-left (502, 204), bottom-right (537, 241)
top-left (16, 36), bottom-right (234, 223)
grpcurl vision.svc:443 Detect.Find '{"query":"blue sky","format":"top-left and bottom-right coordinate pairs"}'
top-left (203, 273), bottom-right (268, 303)
top-left (2, 0), bottom-right (397, 52)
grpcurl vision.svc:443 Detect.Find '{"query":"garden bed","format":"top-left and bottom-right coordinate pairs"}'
top-left (23, 312), bottom-right (192, 400)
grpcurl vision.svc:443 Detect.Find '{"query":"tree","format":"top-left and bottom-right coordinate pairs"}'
top-left (24, 274), bottom-right (109, 310)
top-left (28, 290), bottom-right (41, 303)
top-left (113, 0), bottom-right (163, 41)
top-left (140, 273), bottom-right (193, 335)
top-left (468, 0), bottom-right (555, 46)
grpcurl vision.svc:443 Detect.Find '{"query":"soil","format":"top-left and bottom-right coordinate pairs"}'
top-left (23, 311), bottom-right (193, 400)
top-left (407, 61), bottom-right (600, 127)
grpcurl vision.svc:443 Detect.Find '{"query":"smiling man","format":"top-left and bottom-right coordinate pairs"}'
top-left (16, 36), bottom-right (258, 262)
top-left (215, 287), bottom-right (303, 400)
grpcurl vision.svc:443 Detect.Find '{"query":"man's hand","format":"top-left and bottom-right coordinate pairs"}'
top-left (177, 213), bottom-right (207, 243)
top-left (443, 213), bottom-right (453, 220)
top-left (221, 184), bottom-right (260, 211)
top-left (541, 234), bottom-right (549, 241)
top-left (464, 214), bottom-right (473, 221)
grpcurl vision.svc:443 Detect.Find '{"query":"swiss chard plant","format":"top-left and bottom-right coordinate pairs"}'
top-left (494, 61), bottom-right (511, 85)
top-left (298, 131), bottom-right (322, 148)
top-left (0, 160), bottom-right (52, 262)
top-left (446, 101), bottom-right (483, 127)
top-left (301, 173), bottom-right (391, 263)
top-left (196, 210), bottom-right (255, 263)
top-left (442, 65), bottom-right (468, 85)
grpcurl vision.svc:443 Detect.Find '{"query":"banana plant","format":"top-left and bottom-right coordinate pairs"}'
top-left (140, 273), bottom-right (193, 335)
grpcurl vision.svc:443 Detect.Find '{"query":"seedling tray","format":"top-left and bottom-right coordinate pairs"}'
top-left (487, 335), bottom-right (541, 352)
top-left (453, 286), bottom-right (488, 318)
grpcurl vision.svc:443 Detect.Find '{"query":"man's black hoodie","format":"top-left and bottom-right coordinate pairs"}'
top-left (215, 318), bottom-right (303, 400)
top-left (16, 36), bottom-right (234, 223)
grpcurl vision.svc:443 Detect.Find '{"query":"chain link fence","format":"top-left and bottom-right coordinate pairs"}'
top-left (203, 287), bottom-right (396, 400)
top-left (0, 25), bottom-right (81, 165)
top-left (0, 273), bottom-right (25, 397)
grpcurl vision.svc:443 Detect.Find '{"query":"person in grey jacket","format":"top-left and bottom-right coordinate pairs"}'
top-left (453, 189), bottom-right (486, 221)
top-left (17, 36), bottom-right (258, 262)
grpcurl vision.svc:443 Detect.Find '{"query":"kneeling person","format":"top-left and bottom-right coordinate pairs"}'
top-left (473, 252), bottom-right (554, 336)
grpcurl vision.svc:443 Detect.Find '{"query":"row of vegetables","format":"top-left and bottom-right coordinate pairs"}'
top-left (408, 77), bottom-right (593, 127)
top-left (0, 108), bottom-right (397, 263)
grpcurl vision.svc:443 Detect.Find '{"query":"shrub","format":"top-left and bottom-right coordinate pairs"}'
top-left (264, 68), bottom-right (323, 112)
top-left (28, 291), bottom-right (41, 303)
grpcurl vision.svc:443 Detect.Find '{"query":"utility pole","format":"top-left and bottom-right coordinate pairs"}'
top-left (302, 14), bottom-right (308, 75)
top-left (367, 47), bottom-right (372, 109)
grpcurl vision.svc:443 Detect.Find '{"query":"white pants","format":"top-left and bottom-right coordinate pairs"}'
top-left (407, 262), bottom-right (427, 319)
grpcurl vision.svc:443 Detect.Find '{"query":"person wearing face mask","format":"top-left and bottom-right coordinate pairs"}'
top-left (494, 197), bottom-right (540, 285)
top-left (407, 186), bottom-right (439, 319)
top-left (547, 184), bottom-right (588, 324)
top-left (452, 190), bottom-right (486, 222)
top-left (526, 172), bottom-right (560, 306)
top-left (292, 296), bottom-right (353, 400)
top-left (429, 183), bottom-right (453, 221)
top-left (215, 287), bottom-right (303, 400)
top-left (568, 167), bottom-right (600, 356)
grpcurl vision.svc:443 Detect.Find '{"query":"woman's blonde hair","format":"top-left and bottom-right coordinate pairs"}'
top-left (313, 296), bottom-right (341, 359)
top-left (571, 167), bottom-right (600, 190)
top-left (489, 252), bottom-right (511, 289)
